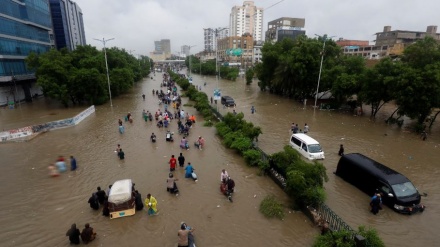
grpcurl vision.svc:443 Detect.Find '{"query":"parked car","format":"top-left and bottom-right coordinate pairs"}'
top-left (221, 96), bottom-right (235, 107)
top-left (335, 153), bottom-right (425, 214)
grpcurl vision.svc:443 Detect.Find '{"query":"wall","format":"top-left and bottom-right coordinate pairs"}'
top-left (0, 81), bottom-right (43, 106)
top-left (0, 105), bottom-right (95, 142)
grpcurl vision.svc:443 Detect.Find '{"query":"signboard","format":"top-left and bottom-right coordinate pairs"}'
top-left (213, 88), bottom-right (221, 100)
top-left (225, 48), bottom-right (243, 56)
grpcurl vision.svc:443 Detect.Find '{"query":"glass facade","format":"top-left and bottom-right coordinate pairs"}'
top-left (49, 0), bottom-right (70, 50)
top-left (49, 0), bottom-right (86, 50)
top-left (0, 0), bottom-right (52, 77)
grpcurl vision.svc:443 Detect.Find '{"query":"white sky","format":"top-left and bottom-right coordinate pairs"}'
top-left (74, 0), bottom-right (439, 55)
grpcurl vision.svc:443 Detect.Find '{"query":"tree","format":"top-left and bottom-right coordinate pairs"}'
top-left (394, 64), bottom-right (440, 125)
top-left (256, 36), bottom-right (341, 99)
top-left (26, 45), bottom-right (150, 106)
top-left (327, 56), bottom-right (365, 105)
top-left (396, 37), bottom-right (440, 125)
top-left (245, 68), bottom-right (254, 85)
top-left (255, 41), bottom-right (283, 91)
top-left (359, 58), bottom-right (399, 119)
top-left (27, 49), bottom-right (73, 107)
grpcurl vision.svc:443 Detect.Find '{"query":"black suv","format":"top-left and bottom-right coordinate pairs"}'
top-left (221, 96), bottom-right (235, 107)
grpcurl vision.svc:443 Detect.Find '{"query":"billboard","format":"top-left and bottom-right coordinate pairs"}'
top-left (213, 88), bottom-right (221, 100)
top-left (225, 48), bottom-right (243, 56)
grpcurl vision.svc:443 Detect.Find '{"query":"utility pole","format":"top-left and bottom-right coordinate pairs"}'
top-left (11, 70), bottom-right (20, 107)
top-left (187, 45), bottom-right (196, 77)
top-left (94, 37), bottom-right (115, 107)
top-left (314, 34), bottom-right (335, 109)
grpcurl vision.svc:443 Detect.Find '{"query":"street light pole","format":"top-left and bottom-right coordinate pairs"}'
top-left (11, 70), bottom-right (20, 107)
top-left (94, 37), bottom-right (115, 107)
top-left (213, 27), bottom-right (228, 79)
top-left (188, 45), bottom-right (196, 77)
top-left (314, 34), bottom-right (335, 109)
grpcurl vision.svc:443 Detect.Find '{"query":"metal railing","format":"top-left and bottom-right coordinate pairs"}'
top-left (316, 204), bottom-right (355, 233)
top-left (201, 86), bottom-right (367, 244)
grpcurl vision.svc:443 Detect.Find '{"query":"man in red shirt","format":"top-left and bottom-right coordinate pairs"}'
top-left (169, 155), bottom-right (177, 171)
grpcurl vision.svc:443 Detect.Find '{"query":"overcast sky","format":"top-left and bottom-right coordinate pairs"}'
top-left (74, 0), bottom-right (439, 56)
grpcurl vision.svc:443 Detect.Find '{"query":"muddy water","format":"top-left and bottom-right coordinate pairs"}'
top-left (0, 75), bottom-right (316, 247)
top-left (193, 73), bottom-right (440, 246)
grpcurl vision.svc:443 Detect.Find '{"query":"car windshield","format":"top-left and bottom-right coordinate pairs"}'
top-left (307, 144), bottom-right (322, 153)
top-left (391, 182), bottom-right (418, 198)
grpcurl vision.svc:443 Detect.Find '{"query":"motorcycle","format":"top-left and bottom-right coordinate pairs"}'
top-left (166, 131), bottom-right (174, 142)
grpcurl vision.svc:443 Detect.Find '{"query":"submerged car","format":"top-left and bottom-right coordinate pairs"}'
top-left (335, 153), bottom-right (425, 214)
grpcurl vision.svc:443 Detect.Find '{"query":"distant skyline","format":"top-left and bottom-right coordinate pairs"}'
top-left (73, 0), bottom-right (439, 56)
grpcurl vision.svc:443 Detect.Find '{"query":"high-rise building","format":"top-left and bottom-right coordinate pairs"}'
top-left (203, 27), bottom-right (229, 52)
top-left (265, 17), bottom-right (306, 43)
top-left (49, 0), bottom-right (86, 51)
top-left (154, 41), bottom-right (162, 52)
top-left (154, 39), bottom-right (171, 54)
top-left (181, 45), bottom-right (190, 56)
top-left (154, 39), bottom-right (171, 59)
top-left (0, 0), bottom-right (53, 104)
top-left (229, 1), bottom-right (263, 41)
top-left (0, 0), bottom-right (53, 77)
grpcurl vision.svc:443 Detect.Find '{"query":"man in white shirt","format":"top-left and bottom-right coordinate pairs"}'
top-left (220, 169), bottom-right (229, 182)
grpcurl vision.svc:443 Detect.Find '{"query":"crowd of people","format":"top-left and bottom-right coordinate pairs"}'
top-left (66, 71), bottom-right (236, 246)
top-left (290, 122), bottom-right (310, 134)
top-left (48, 155), bottom-right (77, 177)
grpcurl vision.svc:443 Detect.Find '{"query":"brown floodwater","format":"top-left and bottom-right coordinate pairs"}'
top-left (193, 73), bottom-right (439, 246)
top-left (0, 74), bottom-right (316, 247)
top-left (2, 72), bottom-right (439, 246)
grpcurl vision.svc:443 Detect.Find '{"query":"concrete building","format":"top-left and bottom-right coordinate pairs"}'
top-left (154, 39), bottom-right (171, 58)
top-left (195, 50), bottom-right (216, 62)
top-left (375, 25), bottom-right (440, 47)
top-left (0, 0), bottom-right (53, 105)
top-left (229, 1), bottom-right (263, 41)
top-left (49, 0), bottom-right (86, 51)
top-left (341, 25), bottom-right (440, 59)
top-left (149, 51), bottom-right (167, 62)
top-left (203, 27), bottom-right (229, 52)
top-left (181, 45), bottom-right (190, 56)
top-left (336, 39), bottom-right (369, 47)
top-left (253, 40), bottom-right (264, 64)
top-left (217, 33), bottom-right (254, 68)
top-left (265, 17), bottom-right (305, 43)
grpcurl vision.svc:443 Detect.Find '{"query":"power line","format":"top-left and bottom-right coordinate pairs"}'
top-left (265, 0), bottom-right (285, 11)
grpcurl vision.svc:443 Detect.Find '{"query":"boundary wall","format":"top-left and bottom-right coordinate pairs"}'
top-left (0, 105), bottom-right (95, 142)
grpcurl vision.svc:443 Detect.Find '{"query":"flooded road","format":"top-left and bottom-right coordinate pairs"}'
top-left (192, 73), bottom-right (440, 246)
top-left (0, 75), bottom-right (316, 247)
top-left (2, 71), bottom-right (439, 246)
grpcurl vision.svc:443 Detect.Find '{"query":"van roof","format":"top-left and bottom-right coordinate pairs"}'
top-left (291, 133), bottom-right (320, 145)
top-left (222, 96), bottom-right (233, 100)
top-left (341, 153), bottom-right (410, 185)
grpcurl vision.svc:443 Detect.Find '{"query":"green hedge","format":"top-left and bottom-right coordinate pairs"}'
top-left (313, 226), bottom-right (385, 247)
top-left (259, 195), bottom-right (285, 219)
top-left (168, 70), bottom-right (215, 123)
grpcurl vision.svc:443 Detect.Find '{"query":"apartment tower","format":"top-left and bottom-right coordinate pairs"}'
top-left (229, 1), bottom-right (263, 41)
top-left (203, 28), bottom-right (229, 52)
top-left (49, 0), bottom-right (86, 51)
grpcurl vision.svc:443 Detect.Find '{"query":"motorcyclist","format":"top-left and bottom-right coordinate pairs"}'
top-left (221, 176), bottom-right (235, 202)
top-left (166, 130), bottom-right (174, 142)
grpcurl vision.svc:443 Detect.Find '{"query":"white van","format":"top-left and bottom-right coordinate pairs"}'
top-left (289, 133), bottom-right (325, 160)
